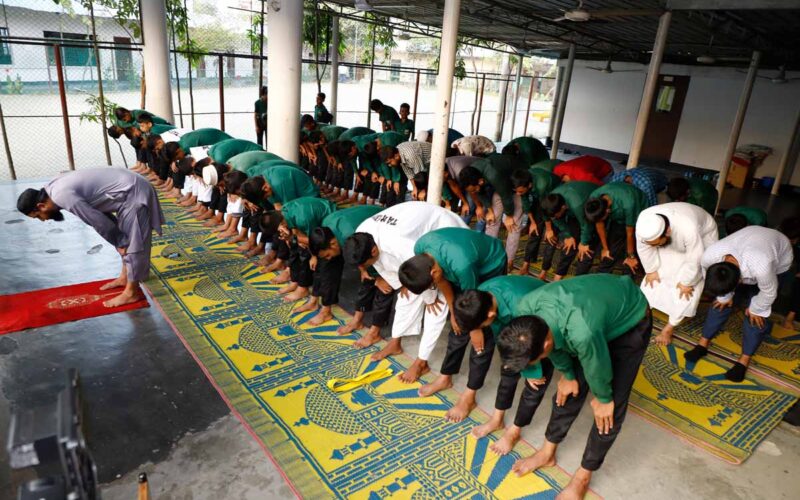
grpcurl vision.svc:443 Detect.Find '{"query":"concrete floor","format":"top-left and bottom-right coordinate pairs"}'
top-left (1, 176), bottom-right (799, 499)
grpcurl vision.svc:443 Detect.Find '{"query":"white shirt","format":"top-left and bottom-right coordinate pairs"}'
top-left (355, 201), bottom-right (467, 289)
top-left (182, 175), bottom-right (195, 195)
top-left (701, 225), bottom-right (793, 317)
top-left (226, 195), bottom-right (243, 215)
top-left (160, 127), bottom-right (192, 143)
top-left (451, 135), bottom-right (495, 157)
top-left (196, 179), bottom-right (214, 203)
top-left (190, 145), bottom-right (211, 161)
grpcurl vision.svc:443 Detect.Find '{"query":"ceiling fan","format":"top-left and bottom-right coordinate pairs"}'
top-left (757, 65), bottom-right (800, 84)
top-left (587, 59), bottom-right (643, 74)
top-left (551, 1), bottom-right (660, 22)
top-left (354, 0), bottom-right (410, 12)
top-left (695, 36), bottom-right (749, 64)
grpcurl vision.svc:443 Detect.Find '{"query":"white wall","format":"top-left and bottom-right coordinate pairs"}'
top-left (559, 59), bottom-right (800, 187)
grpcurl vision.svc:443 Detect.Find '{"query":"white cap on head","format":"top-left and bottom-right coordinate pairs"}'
top-left (202, 165), bottom-right (218, 186)
top-left (636, 211), bottom-right (666, 242)
top-left (417, 130), bottom-right (430, 143)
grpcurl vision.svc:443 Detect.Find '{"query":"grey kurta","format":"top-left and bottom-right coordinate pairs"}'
top-left (45, 168), bottom-right (165, 282)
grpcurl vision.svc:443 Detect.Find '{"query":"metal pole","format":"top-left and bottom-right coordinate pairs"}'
top-left (0, 101), bottom-right (15, 180)
top-left (550, 43), bottom-right (575, 160)
top-left (366, 25), bottom-right (376, 129)
top-left (89, 1), bottom-right (112, 166)
top-left (627, 11), bottom-right (672, 169)
top-left (715, 50), bottom-right (761, 213)
top-left (183, 0), bottom-right (195, 129)
top-left (547, 66), bottom-right (563, 143)
top-left (170, 14), bottom-right (184, 128)
top-left (412, 68), bottom-right (421, 124)
top-left (523, 74), bottom-right (535, 136)
top-left (330, 15), bottom-right (339, 124)
top-left (475, 73), bottom-right (485, 134)
top-left (54, 44), bottom-right (75, 170)
top-left (494, 53), bottom-right (510, 141)
top-left (258, 0), bottom-right (265, 91)
top-left (218, 54), bottom-right (225, 131)
top-left (509, 55), bottom-right (523, 139)
top-left (771, 104), bottom-right (800, 195)
top-left (427, 0), bottom-right (461, 206)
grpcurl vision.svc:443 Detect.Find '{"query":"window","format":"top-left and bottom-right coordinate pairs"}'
top-left (43, 31), bottom-right (96, 67)
top-left (0, 28), bottom-right (11, 65)
top-left (390, 59), bottom-right (400, 82)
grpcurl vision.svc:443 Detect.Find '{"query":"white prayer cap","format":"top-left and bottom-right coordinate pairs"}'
top-left (417, 130), bottom-right (430, 143)
top-left (202, 165), bottom-right (218, 186)
top-left (636, 211), bottom-right (666, 242)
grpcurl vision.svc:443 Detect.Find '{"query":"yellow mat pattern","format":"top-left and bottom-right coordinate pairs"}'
top-left (146, 199), bottom-right (596, 499)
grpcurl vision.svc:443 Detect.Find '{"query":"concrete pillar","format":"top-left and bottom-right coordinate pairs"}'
top-left (509, 55), bottom-right (523, 139)
top-left (494, 53), bottom-right (510, 142)
top-left (771, 104), bottom-right (800, 195)
top-left (140, 0), bottom-right (174, 123)
top-left (550, 43), bottom-right (575, 160)
top-left (715, 50), bottom-right (761, 212)
top-left (627, 11), bottom-right (672, 169)
top-left (426, 0), bottom-right (460, 206)
top-left (267, 0), bottom-right (303, 162)
top-left (330, 15), bottom-right (339, 124)
top-left (547, 66), bottom-right (563, 142)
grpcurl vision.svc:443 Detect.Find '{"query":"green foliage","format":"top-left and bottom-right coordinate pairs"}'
top-left (78, 91), bottom-right (118, 124)
top-left (428, 37), bottom-right (469, 81)
top-left (302, 3), bottom-right (344, 57)
top-left (3, 75), bottom-right (23, 95)
top-left (246, 14), bottom-right (265, 55)
top-left (361, 14), bottom-right (396, 64)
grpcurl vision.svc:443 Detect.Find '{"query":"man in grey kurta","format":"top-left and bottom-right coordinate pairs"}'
top-left (17, 168), bottom-right (164, 307)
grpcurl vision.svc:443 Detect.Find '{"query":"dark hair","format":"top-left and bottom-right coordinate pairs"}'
top-left (725, 213), bottom-right (749, 235)
top-left (308, 130), bottom-right (324, 143)
top-left (177, 156), bottom-right (195, 175)
top-left (666, 177), bottom-right (690, 201)
top-left (326, 141), bottom-right (341, 158)
top-left (107, 125), bottom-right (124, 139)
top-left (369, 99), bottom-right (383, 111)
top-left (146, 135), bottom-right (163, 151)
top-left (412, 171), bottom-right (429, 190)
top-left (136, 112), bottom-right (153, 124)
top-left (17, 188), bottom-right (47, 215)
top-left (496, 316), bottom-right (550, 374)
top-left (114, 107), bottom-right (131, 121)
top-left (453, 290), bottom-right (494, 332)
top-left (163, 142), bottom-right (183, 162)
top-left (540, 193), bottom-right (566, 218)
top-left (510, 168), bottom-right (533, 189)
top-left (458, 166), bottom-right (483, 189)
top-left (336, 140), bottom-right (356, 161)
top-left (258, 210), bottom-right (284, 239)
top-left (260, 86), bottom-right (268, 96)
top-left (379, 146), bottom-right (398, 163)
top-left (123, 126), bottom-right (139, 140)
top-left (584, 197), bottom-right (610, 224)
top-left (705, 262), bottom-right (741, 296)
top-left (343, 232), bottom-right (376, 265)
top-left (779, 216), bottom-right (800, 241)
top-left (362, 142), bottom-right (378, 158)
top-left (131, 136), bottom-right (145, 150)
top-left (398, 254), bottom-right (435, 295)
top-left (241, 176), bottom-right (267, 204)
top-left (317, 92), bottom-right (326, 100)
top-left (301, 114), bottom-right (316, 128)
top-left (501, 143), bottom-right (519, 156)
top-left (224, 171), bottom-right (248, 195)
top-left (399, 102), bottom-right (410, 110)
top-left (309, 226), bottom-right (335, 256)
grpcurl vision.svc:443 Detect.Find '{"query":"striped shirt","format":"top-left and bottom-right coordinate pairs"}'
top-left (398, 141), bottom-right (432, 181)
top-left (700, 225), bottom-right (793, 317)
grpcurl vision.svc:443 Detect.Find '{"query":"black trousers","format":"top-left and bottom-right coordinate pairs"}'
top-left (313, 255), bottom-right (344, 306)
top-left (595, 221), bottom-right (636, 276)
top-left (272, 235), bottom-right (291, 260)
top-left (173, 171), bottom-right (186, 190)
top-left (527, 217), bottom-right (593, 277)
top-left (355, 278), bottom-right (394, 328)
top-left (495, 358), bottom-right (555, 427)
top-left (256, 120), bottom-right (266, 147)
top-left (210, 187), bottom-right (227, 214)
top-left (440, 327), bottom-right (496, 391)
top-left (522, 210), bottom-right (546, 262)
top-left (288, 243), bottom-right (313, 287)
top-left (543, 311), bottom-right (652, 471)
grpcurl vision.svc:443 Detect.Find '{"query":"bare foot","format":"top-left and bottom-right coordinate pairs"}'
top-left (309, 308), bottom-right (333, 326)
top-left (556, 469), bottom-right (592, 500)
top-left (445, 390), bottom-right (476, 422)
top-left (256, 254), bottom-right (274, 267)
top-left (245, 246), bottom-right (264, 258)
top-left (293, 299), bottom-right (318, 314)
top-left (218, 229), bottom-right (237, 239)
top-left (654, 323), bottom-right (674, 346)
top-left (271, 269), bottom-right (291, 284)
top-left (284, 287), bottom-right (309, 302)
top-left (236, 243), bottom-right (254, 253)
top-left (512, 446), bottom-right (557, 476)
top-left (490, 425), bottom-right (521, 455)
top-left (277, 282), bottom-right (298, 295)
top-left (398, 359), bottom-right (429, 384)
top-left (418, 374), bottom-right (453, 397)
top-left (230, 234), bottom-right (247, 244)
top-left (473, 411), bottom-right (505, 439)
top-left (367, 336), bottom-right (399, 356)
top-left (537, 270), bottom-right (547, 280)
top-left (100, 277), bottom-right (127, 290)
top-left (515, 263), bottom-right (530, 276)
top-left (552, 274), bottom-right (564, 282)
top-left (202, 219), bottom-right (219, 227)
top-left (103, 289), bottom-right (144, 308)
top-left (338, 318), bottom-right (364, 335)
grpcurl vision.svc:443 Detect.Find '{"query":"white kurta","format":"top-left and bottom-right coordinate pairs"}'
top-left (636, 202), bottom-right (718, 325)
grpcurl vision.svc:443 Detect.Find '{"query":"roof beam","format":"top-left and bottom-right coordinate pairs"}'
top-left (667, 0), bottom-right (800, 9)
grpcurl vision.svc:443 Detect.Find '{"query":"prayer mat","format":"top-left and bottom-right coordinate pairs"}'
top-left (629, 338), bottom-right (796, 464)
top-left (655, 308), bottom-right (800, 394)
top-left (146, 198), bottom-right (600, 499)
top-left (0, 279), bottom-right (149, 335)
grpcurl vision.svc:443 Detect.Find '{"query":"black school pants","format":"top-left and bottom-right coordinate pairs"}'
top-left (495, 358), bottom-right (555, 427)
top-left (313, 255), bottom-right (345, 306)
top-left (543, 311), bottom-right (651, 471)
top-left (355, 278), bottom-right (394, 328)
top-left (288, 242), bottom-right (313, 288)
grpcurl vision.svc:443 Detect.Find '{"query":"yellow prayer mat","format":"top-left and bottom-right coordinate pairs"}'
top-left (146, 199), bottom-right (599, 499)
top-left (629, 339), bottom-right (796, 464)
top-left (654, 308), bottom-right (800, 394)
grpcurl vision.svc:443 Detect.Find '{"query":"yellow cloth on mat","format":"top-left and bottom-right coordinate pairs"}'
top-left (327, 369), bottom-right (393, 393)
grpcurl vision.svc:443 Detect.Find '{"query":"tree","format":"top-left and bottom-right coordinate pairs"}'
top-left (302, 1), bottom-right (343, 94)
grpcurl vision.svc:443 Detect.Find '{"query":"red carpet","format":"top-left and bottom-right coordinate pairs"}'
top-left (0, 280), bottom-right (149, 335)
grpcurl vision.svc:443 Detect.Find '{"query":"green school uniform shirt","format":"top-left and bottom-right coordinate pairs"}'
top-left (725, 205), bottom-right (768, 228)
top-left (254, 99), bottom-right (268, 123)
top-left (531, 158), bottom-right (563, 172)
top-left (178, 128), bottom-right (232, 150)
top-left (590, 182), bottom-right (648, 227)
top-left (229, 151), bottom-right (283, 172)
top-left (246, 159), bottom-right (303, 177)
top-left (208, 139), bottom-right (263, 164)
top-left (339, 127), bottom-right (376, 142)
top-left (321, 125), bottom-right (347, 142)
top-left (117, 109), bottom-right (169, 128)
top-left (262, 165), bottom-right (319, 205)
top-left (379, 105), bottom-right (400, 129)
top-left (515, 274), bottom-right (648, 403)
top-left (379, 131), bottom-right (406, 148)
top-left (479, 275), bottom-right (548, 379)
top-left (394, 118), bottom-right (415, 141)
top-left (352, 133), bottom-right (380, 153)
top-left (322, 205), bottom-right (383, 246)
top-left (521, 167), bottom-right (561, 214)
top-left (686, 178), bottom-right (718, 215)
top-left (414, 228), bottom-right (507, 291)
top-left (508, 136), bottom-right (549, 166)
top-left (548, 181), bottom-right (596, 245)
top-left (281, 197), bottom-right (337, 237)
top-left (150, 124), bottom-right (176, 135)
top-left (471, 153), bottom-right (527, 216)
top-left (314, 104), bottom-right (331, 123)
